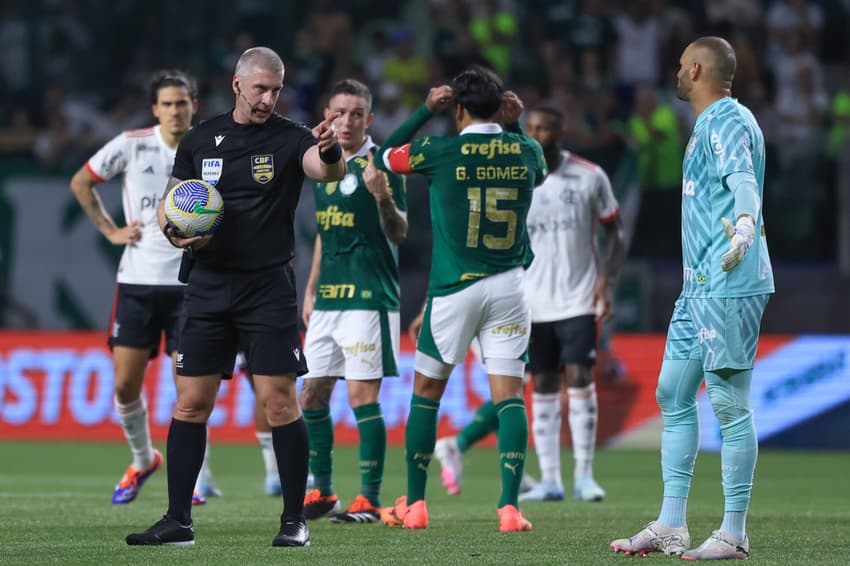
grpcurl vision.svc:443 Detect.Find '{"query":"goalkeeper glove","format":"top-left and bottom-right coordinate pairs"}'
top-left (720, 216), bottom-right (755, 272)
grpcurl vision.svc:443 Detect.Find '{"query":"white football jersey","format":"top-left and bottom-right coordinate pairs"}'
top-left (524, 151), bottom-right (619, 322)
top-left (85, 125), bottom-right (182, 285)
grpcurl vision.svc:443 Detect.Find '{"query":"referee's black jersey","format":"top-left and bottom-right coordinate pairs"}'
top-left (172, 111), bottom-right (316, 271)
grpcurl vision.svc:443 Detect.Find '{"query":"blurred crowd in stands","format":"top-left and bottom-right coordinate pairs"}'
top-left (1, 0), bottom-right (848, 262)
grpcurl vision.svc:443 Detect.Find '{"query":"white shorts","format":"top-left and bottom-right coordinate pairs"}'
top-left (416, 267), bottom-right (530, 379)
top-left (303, 309), bottom-right (400, 380)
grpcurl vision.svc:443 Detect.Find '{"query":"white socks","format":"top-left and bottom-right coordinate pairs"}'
top-left (531, 392), bottom-right (562, 488)
top-left (198, 425), bottom-right (212, 480)
top-left (257, 431), bottom-right (278, 476)
top-left (568, 383), bottom-right (598, 481)
top-left (115, 396), bottom-right (153, 470)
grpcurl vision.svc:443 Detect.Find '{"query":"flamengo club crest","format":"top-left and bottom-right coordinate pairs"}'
top-left (252, 154), bottom-right (274, 184)
top-left (201, 158), bottom-right (223, 185)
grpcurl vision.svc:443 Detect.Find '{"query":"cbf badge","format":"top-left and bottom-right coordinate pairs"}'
top-left (201, 158), bottom-right (223, 186)
top-left (251, 155), bottom-right (274, 184)
top-left (339, 173), bottom-right (358, 196)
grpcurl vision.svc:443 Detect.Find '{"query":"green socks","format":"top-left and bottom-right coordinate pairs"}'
top-left (457, 400), bottom-right (498, 452)
top-left (354, 402), bottom-right (386, 506)
top-left (405, 394), bottom-right (440, 504)
top-left (496, 398), bottom-right (528, 508)
top-left (303, 407), bottom-right (334, 496)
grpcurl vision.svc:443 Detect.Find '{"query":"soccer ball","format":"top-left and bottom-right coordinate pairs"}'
top-left (163, 179), bottom-right (224, 237)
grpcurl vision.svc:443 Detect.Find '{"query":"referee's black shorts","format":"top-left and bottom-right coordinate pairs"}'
top-left (108, 283), bottom-right (184, 357)
top-left (177, 262), bottom-right (307, 378)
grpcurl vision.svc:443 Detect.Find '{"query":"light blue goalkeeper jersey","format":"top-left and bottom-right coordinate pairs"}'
top-left (681, 97), bottom-right (774, 298)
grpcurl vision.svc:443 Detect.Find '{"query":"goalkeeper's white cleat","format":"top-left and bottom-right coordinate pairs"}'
top-left (681, 530), bottom-right (749, 560)
top-left (610, 520), bottom-right (690, 556)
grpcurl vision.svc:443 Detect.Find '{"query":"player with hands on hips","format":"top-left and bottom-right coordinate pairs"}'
top-left (69, 69), bottom-right (212, 507)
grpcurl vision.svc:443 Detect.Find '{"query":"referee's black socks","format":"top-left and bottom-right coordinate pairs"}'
top-left (166, 418), bottom-right (206, 525)
top-left (272, 418), bottom-right (310, 521)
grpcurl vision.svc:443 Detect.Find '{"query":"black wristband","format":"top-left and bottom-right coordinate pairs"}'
top-left (319, 143), bottom-right (342, 164)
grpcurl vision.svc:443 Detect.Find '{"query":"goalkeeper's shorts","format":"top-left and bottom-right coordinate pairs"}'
top-left (662, 294), bottom-right (770, 372)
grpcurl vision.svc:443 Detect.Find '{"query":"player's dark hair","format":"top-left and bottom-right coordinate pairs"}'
top-left (451, 65), bottom-right (504, 120)
top-left (529, 101), bottom-right (564, 126)
top-left (329, 79), bottom-right (372, 110)
top-left (149, 69), bottom-right (198, 104)
top-left (693, 36), bottom-right (736, 84)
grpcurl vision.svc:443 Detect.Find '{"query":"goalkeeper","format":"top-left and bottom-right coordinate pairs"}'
top-left (610, 36), bottom-right (774, 560)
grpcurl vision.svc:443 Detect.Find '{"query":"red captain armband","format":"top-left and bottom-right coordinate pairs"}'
top-left (386, 144), bottom-right (413, 174)
top-left (599, 209), bottom-right (620, 224)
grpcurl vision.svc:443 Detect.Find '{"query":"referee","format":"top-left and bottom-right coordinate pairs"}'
top-left (126, 47), bottom-right (345, 548)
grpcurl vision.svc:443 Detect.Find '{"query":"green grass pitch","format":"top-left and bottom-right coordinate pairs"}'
top-left (1, 442), bottom-right (847, 565)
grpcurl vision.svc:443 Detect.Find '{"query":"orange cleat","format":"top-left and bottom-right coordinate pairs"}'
top-left (498, 504), bottom-right (533, 532)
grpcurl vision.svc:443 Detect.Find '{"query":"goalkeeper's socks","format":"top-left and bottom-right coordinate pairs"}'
top-left (303, 408), bottom-right (334, 496)
top-left (659, 496), bottom-right (688, 528)
top-left (457, 400), bottom-right (498, 452)
top-left (496, 398), bottom-right (528, 508)
top-left (405, 395), bottom-right (440, 504)
top-left (720, 511), bottom-right (747, 541)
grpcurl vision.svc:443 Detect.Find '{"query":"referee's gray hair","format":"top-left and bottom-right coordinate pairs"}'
top-left (235, 47), bottom-right (284, 78)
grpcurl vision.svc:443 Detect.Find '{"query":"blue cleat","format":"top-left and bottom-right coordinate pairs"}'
top-left (112, 450), bottom-right (163, 505)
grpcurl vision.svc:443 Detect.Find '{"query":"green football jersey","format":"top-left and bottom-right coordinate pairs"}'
top-left (386, 125), bottom-right (546, 296)
top-left (313, 141), bottom-right (407, 310)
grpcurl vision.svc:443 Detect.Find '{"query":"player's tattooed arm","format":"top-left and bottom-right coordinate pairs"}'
top-left (363, 151), bottom-right (407, 245)
top-left (70, 165), bottom-right (141, 246)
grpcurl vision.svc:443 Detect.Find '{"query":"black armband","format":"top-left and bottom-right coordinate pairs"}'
top-left (319, 143), bottom-right (343, 164)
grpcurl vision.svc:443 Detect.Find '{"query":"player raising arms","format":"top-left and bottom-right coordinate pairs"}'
top-left (299, 79), bottom-right (407, 523)
top-left (610, 37), bottom-right (773, 560)
top-left (434, 102), bottom-right (627, 504)
top-left (126, 46), bottom-right (345, 548)
top-left (69, 70), bottom-right (207, 506)
top-left (376, 66), bottom-right (547, 532)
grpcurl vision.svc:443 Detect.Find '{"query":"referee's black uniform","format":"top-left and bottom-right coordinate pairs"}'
top-left (163, 110), bottom-right (316, 540)
top-left (173, 111), bottom-right (313, 378)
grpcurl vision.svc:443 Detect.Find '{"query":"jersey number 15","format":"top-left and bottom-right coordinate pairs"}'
top-left (466, 187), bottom-right (517, 250)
